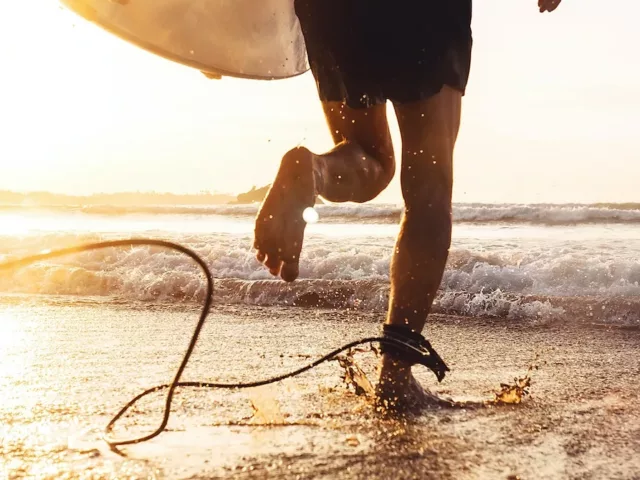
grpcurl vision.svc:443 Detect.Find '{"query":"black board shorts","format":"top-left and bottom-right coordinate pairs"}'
top-left (294, 0), bottom-right (473, 109)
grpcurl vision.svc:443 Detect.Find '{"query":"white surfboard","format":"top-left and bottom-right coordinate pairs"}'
top-left (59, 0), bottom-right (310, 80)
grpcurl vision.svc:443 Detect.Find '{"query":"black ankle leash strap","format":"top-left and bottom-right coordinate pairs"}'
top-left (380, 324), bottom-right (450, 382)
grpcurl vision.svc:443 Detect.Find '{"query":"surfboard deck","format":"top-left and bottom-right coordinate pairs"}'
top-left (59, 0), bottom-right (310, 80)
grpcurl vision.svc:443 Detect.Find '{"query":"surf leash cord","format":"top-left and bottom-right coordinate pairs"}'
top-left (0, 239), bottom-right (449, 449)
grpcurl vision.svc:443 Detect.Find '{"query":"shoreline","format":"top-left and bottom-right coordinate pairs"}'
top-left (2, 291), bottom-right (640, 328)
top-left (1, 302), bottom-right (638, 478)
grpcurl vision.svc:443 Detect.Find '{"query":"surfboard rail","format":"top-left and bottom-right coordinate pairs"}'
top-left (59, 0), bottom-right (310, 80)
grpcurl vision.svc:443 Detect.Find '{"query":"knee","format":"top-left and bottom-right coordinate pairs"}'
top-left (401, 162), bottom-right (453, 211)
top-left (402, 173), bottom-right (452, 205)
top-left (400, 138), bottom-right (453, 201)
top-left (401, 178), bottom-right (453, 247)
top-left (344, 140), bottom-right (396, 202)
top-left (377, 156), bottom-right (396, 191)
top-left (360, 139), bottom-right (396, 186)
top-left (404, 191), bottom-right (452, 229)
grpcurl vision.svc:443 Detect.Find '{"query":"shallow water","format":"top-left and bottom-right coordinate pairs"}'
top-left (2, 299), bottom-right (639, 479)
top-left (0, 300), bottom-right (382, 478)
top-left (1, 207), bottom-right (640, 324)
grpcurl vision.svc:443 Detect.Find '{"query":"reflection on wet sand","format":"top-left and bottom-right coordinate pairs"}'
top-left (1, 302), bottom-right (639, 478)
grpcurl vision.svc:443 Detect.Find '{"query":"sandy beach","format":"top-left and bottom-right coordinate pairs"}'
top-left (2, 300), bottom-right (638, 479)
top-left (4, 1), bottom-right (640, 477)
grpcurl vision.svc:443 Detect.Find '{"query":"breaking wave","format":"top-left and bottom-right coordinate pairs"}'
top-left (2, 202), bottom-right (640, 225)
top-left (1, 231), bottom-right (639, 324)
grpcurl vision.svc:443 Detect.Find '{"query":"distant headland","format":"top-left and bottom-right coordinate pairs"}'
top-left (232, 185), bottom-right (324, 205)
top-left (0, 187), bottom-right (324, 207)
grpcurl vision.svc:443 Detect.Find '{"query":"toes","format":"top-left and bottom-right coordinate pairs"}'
top-left (269, 267), bottom-right (281, 276)
top-left (255, 240), bottom-right (282, 276)
top-left (264, 253), bottom-right (282, 275)
top-left (280, 261), bottom-right (299, 282)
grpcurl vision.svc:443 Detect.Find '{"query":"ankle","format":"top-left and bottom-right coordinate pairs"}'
top-left (379, 354), bottom-right (412, 385)
top-left (375, 354), bottom-right (413, 409)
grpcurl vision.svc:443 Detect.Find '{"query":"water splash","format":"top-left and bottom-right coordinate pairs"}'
top-left (247, 386), bottom-right (286, 425)
top-left (491, 356), bottom-right (540, 405)
top-left (335, 348), bottom-right (375, 397)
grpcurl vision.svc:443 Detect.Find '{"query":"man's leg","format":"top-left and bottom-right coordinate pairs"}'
top-left (376, 86), bottom-right (462, 408)
top-left (254, 101), bottom-right (395, 281)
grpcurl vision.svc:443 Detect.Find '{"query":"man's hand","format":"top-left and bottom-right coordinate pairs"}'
top-left (538, 0), bottom-right (562, 12)
top-left (201, 71), bottom-right (222, 80)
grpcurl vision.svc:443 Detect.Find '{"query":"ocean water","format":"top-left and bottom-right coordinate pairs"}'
top-left (1, 202), bottom-right (640, 478)
top-left (1, 202), bottom-right (639, 323)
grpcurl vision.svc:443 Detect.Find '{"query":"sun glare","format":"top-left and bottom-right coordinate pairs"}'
top-left (0, 311), bottom-right (23, 357)
top-left (0, 215), bottom-right (31, 236)
top-left (2, 1), bottom-right (640, 201)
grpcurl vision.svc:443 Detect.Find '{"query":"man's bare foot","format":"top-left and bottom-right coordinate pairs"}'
top-left (254, 147), bottom-right (316, 282)
top-left (375, 355), bottom-right (454, 413)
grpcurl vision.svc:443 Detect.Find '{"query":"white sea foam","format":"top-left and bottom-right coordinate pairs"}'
top-left (78, 202), bottom-right (640, 226)
top-left (1, 229), bottom-right (639, 323)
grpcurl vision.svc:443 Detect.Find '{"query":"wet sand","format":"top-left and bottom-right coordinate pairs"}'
top-left (1, 301), bottom-right (639, 479)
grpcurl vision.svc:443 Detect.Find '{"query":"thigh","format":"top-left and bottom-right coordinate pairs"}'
top-left (294, 0), bottom-right (383, 109)
top-left (392, 87), bottom-right (462, 196)
top-left (393, 87), bottom-right (462, 148)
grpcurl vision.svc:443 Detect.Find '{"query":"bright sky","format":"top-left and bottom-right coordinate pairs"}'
top-left (1, 1), bottom-right (639, 203)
